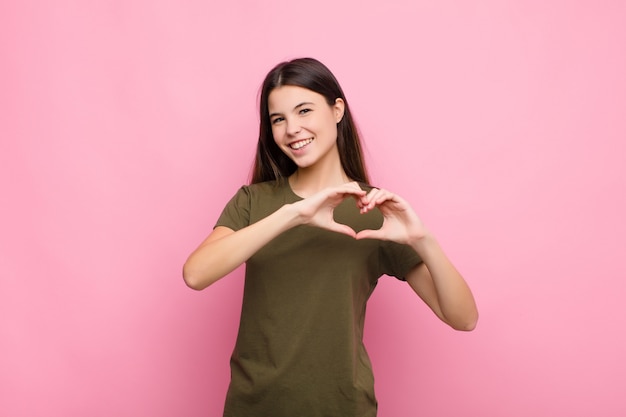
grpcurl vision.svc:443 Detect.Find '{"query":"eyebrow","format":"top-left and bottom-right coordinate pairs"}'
top-left (269, 102), bottom-right (315, 119)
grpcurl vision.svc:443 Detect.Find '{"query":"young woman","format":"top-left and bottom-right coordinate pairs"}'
top-left (183, 57), bottom-right (478, 417)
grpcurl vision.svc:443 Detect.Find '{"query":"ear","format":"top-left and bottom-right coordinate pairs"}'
top-left (333, 98), bottom-right (345, 123)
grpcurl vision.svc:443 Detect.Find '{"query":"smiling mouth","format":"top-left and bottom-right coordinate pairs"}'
top-left (289, 138), bottom-right (314, 150)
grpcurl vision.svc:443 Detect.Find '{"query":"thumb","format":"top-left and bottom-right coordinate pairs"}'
top-left (328, 221), bottom-right (357, 238)
top-left (355, 228), bottom-right (385, 241)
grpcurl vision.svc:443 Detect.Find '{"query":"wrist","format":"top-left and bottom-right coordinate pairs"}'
top-left (409, 232), bottom-right (439, 258)
top-left (278, 202), bottom-right (306, 229)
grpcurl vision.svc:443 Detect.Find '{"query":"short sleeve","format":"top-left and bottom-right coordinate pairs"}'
top-left (214, 186), bottom-right (251, 231)
top-left (379, 241), bottom-right (423, 281)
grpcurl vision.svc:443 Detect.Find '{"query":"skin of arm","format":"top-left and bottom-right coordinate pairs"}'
top-left (182, 182), bottom-right (366, 290)
top-left (404, 241), bottom-right (478, 331)
top-left (184, 182), bottom-right (478, 331)
top-left (183, 207), bottom-right (299, 290)
top-left (355, 188), bottom-right (479, 331)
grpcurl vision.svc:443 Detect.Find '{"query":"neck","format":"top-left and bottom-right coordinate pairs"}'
top-left (289, 163), bottom-right (350, 198)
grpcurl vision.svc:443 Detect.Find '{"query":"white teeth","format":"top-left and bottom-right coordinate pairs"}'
top-left (289, 138), bottom-right (313, 150)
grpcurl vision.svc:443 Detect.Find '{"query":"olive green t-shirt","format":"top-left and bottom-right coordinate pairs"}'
top-left (215, 180), bottom-right (422, 417)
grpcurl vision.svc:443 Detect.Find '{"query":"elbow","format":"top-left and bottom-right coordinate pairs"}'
top-left (182, 264), bottom-right (209, 291)
top-left (453, 318), bottom-right (478, 332)
top-left (447, 311), bottom-right (479, 332)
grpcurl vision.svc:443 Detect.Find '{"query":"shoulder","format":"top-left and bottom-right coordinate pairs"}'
top-left (240, 180), bottom-right (288, 199)
top-left (216, 181), bottom-right (286, 229)
top-left (236, 180), bottom-right (296, 222)
top-left (245, 179), bottom-right (282, 191)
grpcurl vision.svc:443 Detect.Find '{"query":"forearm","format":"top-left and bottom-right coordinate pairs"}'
top-left (183, 203), bottom-right (301, 290)
top-left (410, 234), bottom-right (478, 330)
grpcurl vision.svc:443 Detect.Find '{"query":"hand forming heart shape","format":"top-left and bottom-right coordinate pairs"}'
top-left (294, 182), bottom-right (427, 245)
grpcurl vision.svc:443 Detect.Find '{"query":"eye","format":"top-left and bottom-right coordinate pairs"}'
top-left (271, 117), bottom-right (284, 125)
top-left (299, 108), bottom-right (312, 115)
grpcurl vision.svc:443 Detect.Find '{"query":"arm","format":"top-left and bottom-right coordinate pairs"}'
top-left (355, 188), bottom-right (478, 331)
top-left (183, 204), bottom-right (300, 290)
top-left (405, 238), bottom-right (478, 331)
top-left (183, 182), bottom-right (366, 290)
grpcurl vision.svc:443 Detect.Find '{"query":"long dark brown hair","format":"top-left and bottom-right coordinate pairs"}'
top-left (250, 58), bottom-right (370, 185)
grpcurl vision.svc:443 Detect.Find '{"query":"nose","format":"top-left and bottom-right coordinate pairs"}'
top-left (286, 119), bottom-right (301, 136)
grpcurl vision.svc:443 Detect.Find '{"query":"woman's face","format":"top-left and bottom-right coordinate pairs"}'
top-left (268, 85), bottom-right (344, 170)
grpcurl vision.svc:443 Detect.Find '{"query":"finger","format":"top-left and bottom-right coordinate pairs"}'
top-left (334, 182), bottom-right (366, 198)
top-left (358, 188), bottom-right (377, 212)
top-left (372, 189), bottom-right (401, 209)
top-left (372, 189), bottom-right (395, 204)
top-left (364, 188), bottom-right (381, 203)
top-left (327, 222), bottom-right (357, 238)
top-left (361, 189), bottom-right (396, 213)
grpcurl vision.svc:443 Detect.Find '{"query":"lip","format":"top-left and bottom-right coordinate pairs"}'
top-left (288, 137), bottom-right (314, 150)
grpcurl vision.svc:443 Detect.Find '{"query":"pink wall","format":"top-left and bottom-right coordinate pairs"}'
top-left (2, 1), bottom-right (625, 416)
